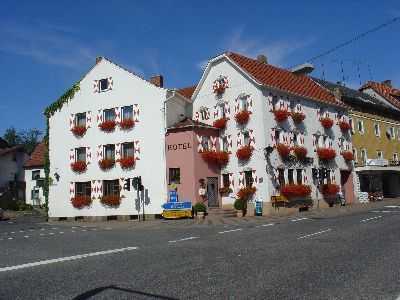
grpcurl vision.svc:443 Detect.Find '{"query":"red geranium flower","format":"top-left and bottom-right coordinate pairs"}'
top-left (277, 143), bottom-right (291, 158)
top-left (70, 161), bottom-right (87, 173)
top-left (321, 183), bottom-right (340, 195)
top-left (101, 195), bottom-right (121, 207)
top-left (71, 125), bottom-right (87, 137)
top-left (71, 195), bottom-right (92, 209)
top-left (291, 112), bottom-right (306, 123)
top-left (118, 156), bottom-right (135, 169)
top-left (281, 184), bottom-right (312, 198)
top-left (235, 111), bottom-right (250, 125)
top-left (320, 117), bottom-right (334, 129)
top-left (99, 120), bottom-right (116, 132)
top-left (99, 158), bottom-right (115, 170)
top-left (201, 151), bottom-right (229, 166)
top-left (213, 118), bottom-right (228, 129)
top-left (119, 118), bottom-right (135, 130)
top-left (338, 121), bottom-right (351, 131)
top-left (341, 151), bottom-right (354, 161)
top-left (317, 148), bottom-right (336, 160)
top-left (237, 186), bottom-right (256, 201)
top-left (236, 145), bottom-right (253, 161)
top-left (293, 146), bottom-right (307, 159)
top-left (274, 109), bottom-right (290, 122)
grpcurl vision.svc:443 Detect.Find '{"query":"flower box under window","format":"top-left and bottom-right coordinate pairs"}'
top-left (201, 150), bottom-right (229, 166)
top-left (235, 110), bottom-right (250, 125)
top-left (213, 118), bottom-right (228, 130)
top-left (281, 184), bottom-right (311, 198)
top-left (291, 111), bottom-right (306, 123)
top-left (119, 118), bottom-right (135, 130)
top-left (71, 125), bottom-right (87, 137)
top-left (321, 183), bottom-right (340, 196)
top-left (274, 109), bottom-right (290, 122)
top-left (236, 145), bottom-right (253, 161)
top-left (277, 143), bottom-right (291, 158)
top-left (118, 156), bottom-right (135, 169)
top-left (341, 151), bottom-right (354, 161)
top-left (338, 121), bottom-right (351, 131)
top-left (99, 120), bottom-right (117, 132)
top-left (71, 161), bottom-right (87, 173)
top-left (236, 186), bottom-right (256, 201)
top-left (317, 148), bottom-right (336, 160)
top-left (100, 195), bottom-right (121, 207)
top-left (293, 145), bottom-right (307, 159)
top-left (71, 195), bottom-right (92, 209)
top-left (99, 158), bottom-right (115, 170)
top-left (320, 117), bottom-right (334, 129)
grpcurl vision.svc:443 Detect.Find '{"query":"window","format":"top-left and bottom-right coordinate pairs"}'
top-left (357, 120), bottom-right (364, 134)
top-left (244, 170), bottom-right (253, 187)
top-left (326, 170), bottom-right (332, 184)
top-left (361, 149), bottom-right (367, 164)
top-left (397, 127), bottom-right (400, 141)
top-left (389, 127), bottom-right (395, 140)
top-left (99, 78), bottom-right (109, 92)
top-left (393, 153), bottom-right (398, 162)
top-left (278, 169), bottom-right (285, 187)
top-left (75, 113), bottom-right (86, 127)
top-left (239, 97), bottom-right (248, 111)
top-left (122, 105), bottom-right (133, 121)
top-left (32, 170), bottom-right (41, 180)
top-left (377, 150), bottom-right (383, 159)
top-left (75, 182), bottom-right (91, 197)
top-left (296, 169), bottom-right (303, 185)
top-left (243, 131), bottom-right (250, 145)
top-left (222, 136), bottom-right (228, 152)
top-left (222, 174), bottom-right (230, 188)
top-left (349, 118), bottom-right (355, 134)
top-left (31, 189), bottom-right (39, 200)
top-left (201, 136), bottom-right (209, 151)
top-left (103, 180), bottom-right (120, 196)
top-left (353, 148), bottom-right (358, 163)
top-left (218, 103), bottom-right (225, 118)
top-left (122, 142), bottom-right (134, 158)
top-left (169, 168), bottom-right (180, 184)
top-left (103, 144), bottom-right (115, 160)
top-left (287, 169), bottom-right (294, 184)
top-left (75, 147), bottom-right (86, 162)
top-left (200, 107), bottom-right (208, 120)
top-left (374, 123), bottom-right (380, 137)
top-left (103, 108), bottom-right (115, 121)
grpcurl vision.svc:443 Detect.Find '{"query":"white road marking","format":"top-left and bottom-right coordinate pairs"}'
top-left (39, 233), bottom-right (45, 236)
top-left (0, 246), bottom-right (139, 273)
top-left (218, 228), bottom-right (243, 234)
top-left (49, 233), bottom-right (55, 235)
top-left (81, 229), bottom-right (87, 232)
top-left (168, 236), bottom-right (199, 243)
top-left (59, 232), bottom-right (64, 234)
top-left (24, 236), bottom-right (29, 238)
top-left (71, 231), bottom-right (75, 233)
top-left (19, 230), bottom-right (24, 233)
top-left (256, 223), bottom-right (275, 228)
top-left (298, 229), bottom-right (332, 240)
top-left (7, 237), bottom-right (13, 240)
top-left (361, 216), bottom-right (382, 223)
top-left (385, 205), bottom-right (400, 208)
top-left (291, 217), bottom-right (309, 222)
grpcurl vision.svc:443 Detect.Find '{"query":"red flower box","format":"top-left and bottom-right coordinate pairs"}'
top-left (118, 156), bottom-right (135, 169)
top-left (201, 151), bottom-right (229, 166)
top-left (321, 183), bottom-right (340, 196)
top-left (99, 120), bottom-right (116, 132)
top-left (71, 125), bottom-right (87, 137)
top-left (277, 143), bottom-right (291, 158)
top-left (214, 86), bottom-right (225, 95)
top-left (291, 112), bottom-right (306, 123)
top-left (70, 161), bottom-right (87, 173)
top-left (236, 145), bottom-right (253, 161)
top-left (274, 109), bottom-right (290, 122)
top-left (342, 151), bottom-right (354, 161)
top-left (235, 110), bottom-right (250, 125)
top-left (99, 158), bottom-right (115, 170)
top-left (237, 186), bottom-right (256, 201)
top-left (71, 195), bottom-right (92, 209)
top-left (119, 118), bottom-right (135, 130)
top-left (100, 195), bottom-right (121, 207)
top-left (317, 148), bottom-right (336, 160)
top-left (320, 117), bottom-right (334, 129)
top-left (293, 146), bottom-right (307, 159)
top-left (338, 121), bottom-right (351, 131)
top-left (281, 184), bottom-right (312, 198)
top-left (213, 118), bottom-right (228, 129)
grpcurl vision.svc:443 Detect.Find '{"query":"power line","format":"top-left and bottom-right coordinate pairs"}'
top-left (292, 16), bottom-right (400, 66)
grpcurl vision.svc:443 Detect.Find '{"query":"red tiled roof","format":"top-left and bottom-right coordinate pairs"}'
top-left (177, 86), bottom-right (196, 100)
top-left (168, 117), bottom-right (216, 130)
top-left (24, 142), bottom-right (46, 168)
top-left (225, 52), bottom-right (345, 107)
top-left (360, 81), bottom-right (400, 109)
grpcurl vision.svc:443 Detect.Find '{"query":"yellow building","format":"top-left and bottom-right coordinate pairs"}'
top-left (316, 79), bottom-right (400, 200)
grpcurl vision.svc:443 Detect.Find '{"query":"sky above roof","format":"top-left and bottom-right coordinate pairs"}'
top-left (1, 0), bottom-right (399, 135)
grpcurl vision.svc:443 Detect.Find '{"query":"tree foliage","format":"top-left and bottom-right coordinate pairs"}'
top-left (3, 127), bottom-right (42, 154)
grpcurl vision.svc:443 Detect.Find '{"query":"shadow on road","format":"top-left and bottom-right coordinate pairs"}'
top-left (72, 285), bottom-right (179, 300)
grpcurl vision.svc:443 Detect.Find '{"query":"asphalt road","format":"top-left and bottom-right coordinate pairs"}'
top-left (1, 204), bottom-right (400, 299)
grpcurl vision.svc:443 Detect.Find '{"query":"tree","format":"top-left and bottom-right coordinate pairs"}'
top-left (2, 127), bottom-right (42, 154)
top-left (3, 127), bottom-right (21, 147)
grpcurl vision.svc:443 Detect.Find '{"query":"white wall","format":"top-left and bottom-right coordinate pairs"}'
top-left (25, 168), bottom-right (44, 206)
top-left (48, 58), bottom-right (168, 218)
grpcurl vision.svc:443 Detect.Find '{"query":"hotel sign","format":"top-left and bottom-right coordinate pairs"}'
top-left (167, 142), bottom-right (191, 151)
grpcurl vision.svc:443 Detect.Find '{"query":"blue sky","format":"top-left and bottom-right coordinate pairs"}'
top-left (1, 0), bottom-right (399, 136)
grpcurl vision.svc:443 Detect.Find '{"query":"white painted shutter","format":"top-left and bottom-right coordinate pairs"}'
top-left (273, 168), bottom-right (279, 182)
top-left (236, 132), bottom-right (243, 147)
top-left (134, 140), bottom-right (140, 160)
top-left (227, 135), bottom-right (233, 153)
top-left (196, 135), bottom-right (203, 152)
top-left (270, 128), bottom-right (277, 147)
top-left (210, 136), bottom-right (217, 151)
top-left (224, 101), bottom-right (231, 118)
top-left (247, 97), bottom-right (253, 113)
top-left (70, 182), bottom-right (75, 199)
top-left (267, 95), bottom-right (273, 112)
top-left (107, 77), bottom-right (113, 90)
top-left (249, 129), bottom-right (256, 148)
top-left (238, 172), bottom-right (245, 188)
top-left (205, 108), bottom-right (211, 120)
top-left (289, 132), bottom-right (294, 147)
top-left (69, 149), bottom-right (75, 163)
top-left (300, 134), bottom-right (305, 146)
top-left (86, 111), bottom-right (92, 128)
top-left (91, 180), bottom-right (97, 199)
top-left (302, 169), bottom-right (309, 185)
top-left (328, 139), bottom-right (333, 149)
top-left (229, 173), bottom-right (234, 190)
top-left (69, 114), bottom-right (75, 130)
top-left (317, 109), bottom-right (321, 120)
top-left (213, 105), bottom-right (219, 119)
top-left (133, 104), bottom-right (140, 122)
top-left (93, 80), bottom-right (99, 93)
top-left (115, 143), bottom-right (121, 160)
top-left (86, 147), bottom-right (92, 164)
top-left (194, 111), bottom-right (200, 122)
top-left (97, 180), bottom-right (103, 198)
top-left (283, 169), bottom-right (288, 185)
top-left (97, 145), bottom-right (103, 162)
top-left (318, 136), bottom-right (324, 148)
top-left (97, 110), bottom-right (103, 125)
top-left (115, 107), bottom-right (121, 123)
top-left (312, 135), bottom-right (317, 151)
top-left (234, 98), bottom-right (240, 113)
top-left (279, 131), bottom-right (285, 144)
top-left (251, 170), bottom-right (258, 187)
top-left (119, 178), bottom-right (125, 197)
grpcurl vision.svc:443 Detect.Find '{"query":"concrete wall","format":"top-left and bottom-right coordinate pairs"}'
top-left (48, 58), bottom-right (168, 218)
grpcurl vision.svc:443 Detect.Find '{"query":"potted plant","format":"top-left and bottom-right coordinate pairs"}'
top-left (236, 145), bottom-right (253, 161)
top-left (201, 151), bottom-right (229, 166)
top-left (293, 145), bottom-right (307, 160)
top-left (119, 118), bottom-right (135, 130)
top-left (234, 110), bottom-right (250, 125)
top-left (291, 112), bottom-right (306, 123)
top-left (280, 184), bottom-right (312, 198)
top-left (71, 195), bottom-right (92, 209)
top-left (70, 161), bottom-right (87, 173)
top-left (276, 143), bottom-right (291, 158)
top-left (219, 186), bottom-right (232, 195)
top-left (341, 151), bottom-right (354, 161)
top-left (71, 125), bottom-right (87, 137)
top-left (117, 156), bottom-right (135, 169)
top-left (237, 186), bottom-right (257, 202)
top-left (100, 195), bottom-right (121, 207)
top-left (99, 158), bottom-right (115, 170)
top-left (317, 148), bottom-right (336, 160)
top-left (234, 198), bottom-right (246, 217)
top-left (98, 120), bottom-right (117, 132)
top-left (213, 117), bottom-right (228, 129)
top-left (273, 109), bottom-right (290, 122)
top-left (193, 202), bottom-right (207, 219)
top-left (320, 117), bottom-right (334, 129)
top-left (338, 121), bottom-right (351, 131)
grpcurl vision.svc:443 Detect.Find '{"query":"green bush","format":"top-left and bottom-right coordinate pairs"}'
top-left (193, 202), bottom-right (207, 213)
top-left (234, 199), bottom-right (246, 211)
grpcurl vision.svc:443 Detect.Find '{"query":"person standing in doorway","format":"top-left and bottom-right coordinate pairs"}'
top-left (198, 178), bottom-right (207, 204)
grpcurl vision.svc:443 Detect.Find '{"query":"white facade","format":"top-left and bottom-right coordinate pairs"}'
top-left (48, 58), bottom-right (184, 218)
top-left (191, 54), bottom-right (353, 206)
top-left (25, 168), bottom-right (44, 206)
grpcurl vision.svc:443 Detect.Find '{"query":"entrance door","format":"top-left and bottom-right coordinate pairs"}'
top-left (207, 177), bottom-right (219, 207)
top-left (340, 170), bottom-right (354, 204)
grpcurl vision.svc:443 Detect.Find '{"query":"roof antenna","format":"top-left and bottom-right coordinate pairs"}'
top-left (340, 60), bottom-right (346, 86)
top-left (367, 64), bottom-right (373, 81)
top-left (321, 63), bottom-right (326, 80)
top-left (357, 62), bottom-right (362, 86)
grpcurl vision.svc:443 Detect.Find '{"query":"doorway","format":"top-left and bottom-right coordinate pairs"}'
top-left (340, 170), bottom-right (354, 204)
top-left (207, 177), bottom-right (219, 207)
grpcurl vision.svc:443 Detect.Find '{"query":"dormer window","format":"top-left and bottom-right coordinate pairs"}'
top-left (99, 79), bottom-right (109, 92)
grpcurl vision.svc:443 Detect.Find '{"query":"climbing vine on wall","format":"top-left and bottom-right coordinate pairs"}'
top-left (43, 82), bottom-right (80, 217)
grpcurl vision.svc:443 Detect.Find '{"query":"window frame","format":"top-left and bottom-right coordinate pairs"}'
top-left (99, 78), bottom-right (109, 92)
top-left (244, 170), bottom-right (253, 187)
top-left (75, 147), bottom-right (86, 163)
top-left (75, 112), bottom-right (86, 127)
top-left (32, 170), bottom-right (41, 180)
top-left (121, 105), bottom-right (133, 121)
top-left (361, 148), bottom-right (367, 164)
top-left (376, 150), bottom-right (384, 159)
top-left (222, 174), bottom-right (230, 188)
top-left (374, 123), bottom-right (380, 137)
top-left (103, 180), bottom-right (120, 197)
top-left (103, 108), bottom-right (116, 122)
top-left (169, 168), bottom-right (181, 184)
top-left (103, 144), bottom-right (115, 160)
top-left (75, 181), bottom-right (91, 197)
top-left (357, 120), bottom-right (364, 134)
top-left (121, 142), bottom-right (134, 158)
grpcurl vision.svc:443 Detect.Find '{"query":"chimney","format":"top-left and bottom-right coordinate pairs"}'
top-left (291, 63), bottom-right (315, 75)
top-left (257, 54), bottom-right (268, 64)
top-left (150, 75), bottom-right (164, 88)
top-left (382, 80), bottom-right (392, 87)
top-left (95, 56), bottom-right (103, 64)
